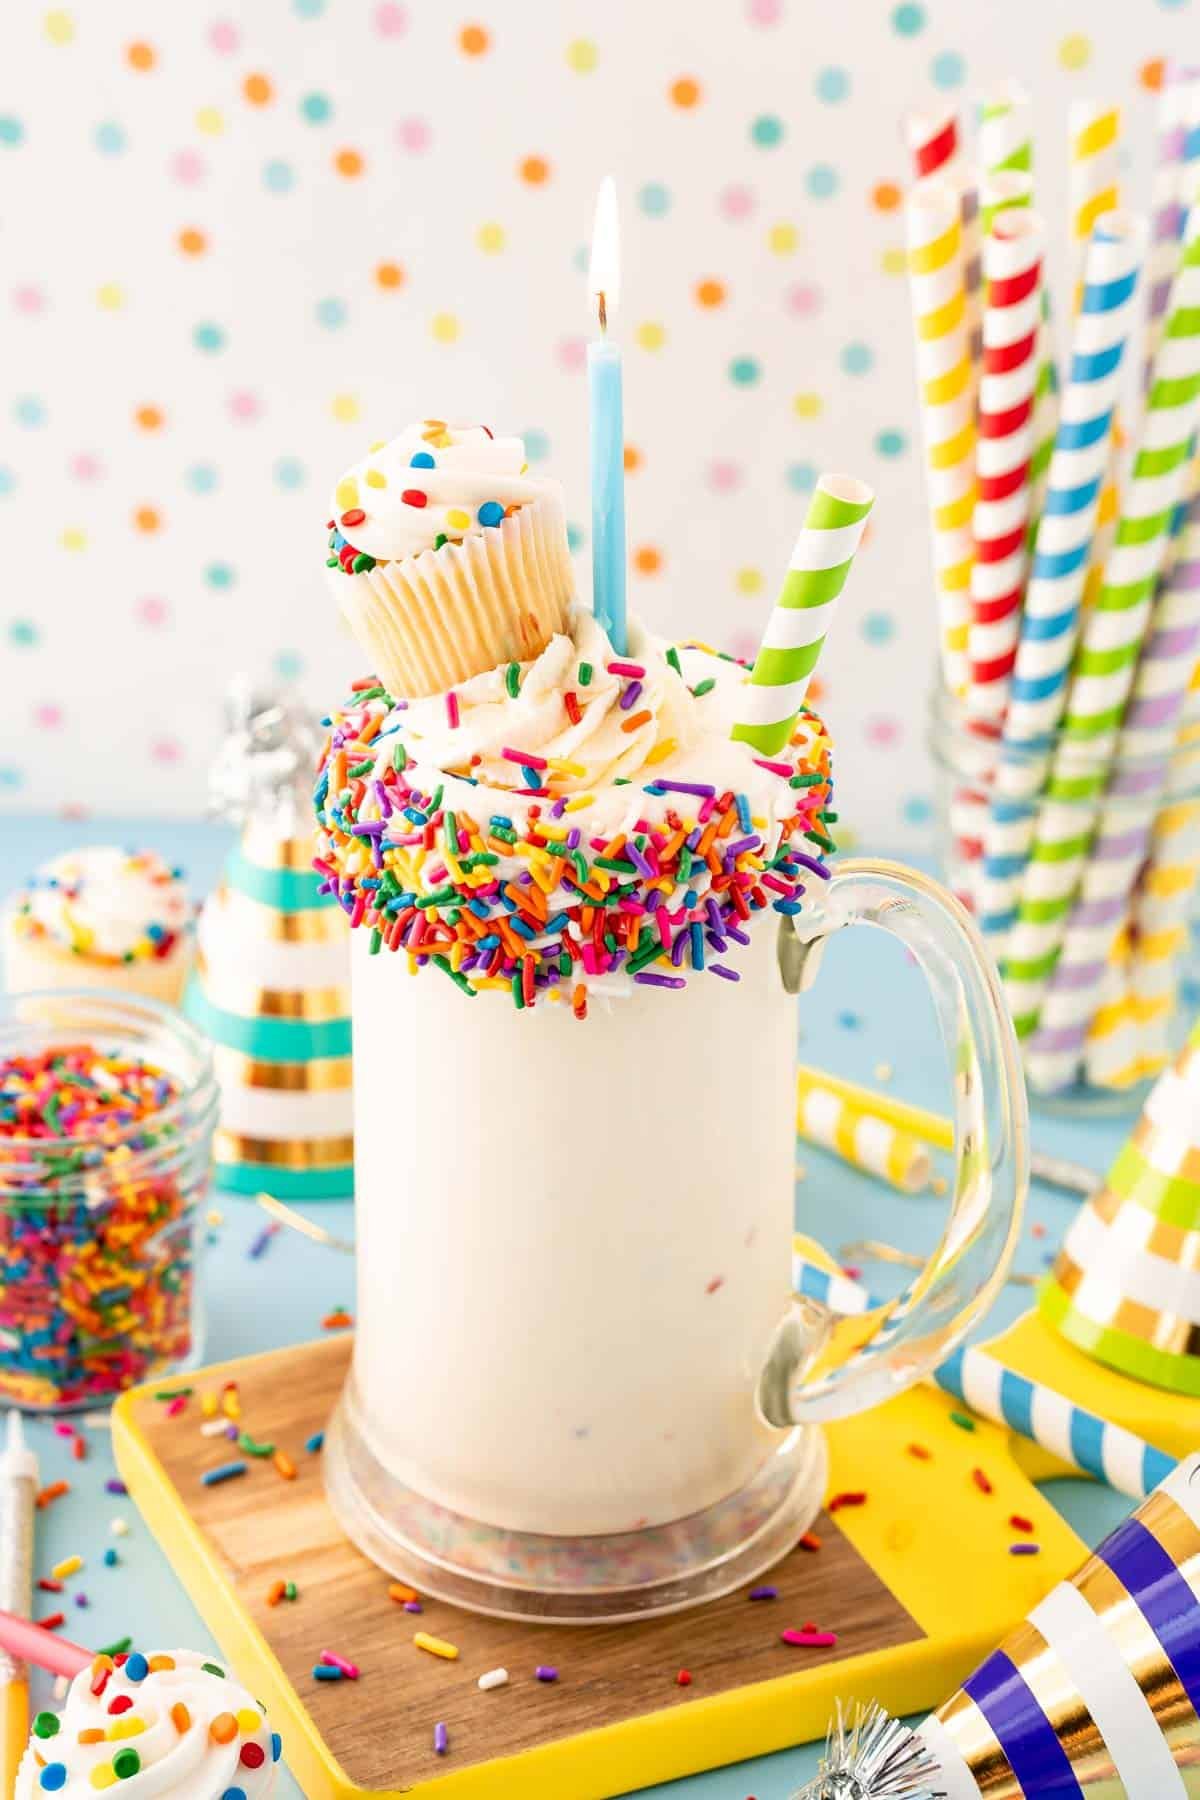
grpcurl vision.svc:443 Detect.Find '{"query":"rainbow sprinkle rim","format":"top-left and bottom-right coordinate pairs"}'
top-left (312, 645), bottom-right (835, 1018)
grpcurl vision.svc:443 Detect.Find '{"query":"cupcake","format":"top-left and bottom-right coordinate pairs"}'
top-left (327, 420), bottom-right (575, 695)
top-left (3, 846), bottom-right (193, 1005)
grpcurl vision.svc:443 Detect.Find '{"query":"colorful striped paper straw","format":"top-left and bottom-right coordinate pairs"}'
top-left (978, 168), bottom-right (1033, 238)
top-left (967, 209), bottom-right (1045, 724)
top-left (905, 105), bottom-right (960, 182)
top-left (790, 1252), bottom-right (1175, 1501)
top-left (730, 474), bottom-right (873, 756)
top-left (1027, 479), bottom-right (1200, 1091)
top-left (906, 178), bottom-right (976, 695)
top-left (1068, 102), bottom-right (1121, 302)
top-left (973, 213), bottom-right (1145, 950)
top-left (906, 106), bottom-right (981, 369)
top-left (795, 1069), bottom-right (931, 1194)
top-left (1146, 65), bottom-right (1200, 384)
top-left (1005, 206), bottom-right (1200, 1047)
top-left (978, 82), bottom-right (1032, 179)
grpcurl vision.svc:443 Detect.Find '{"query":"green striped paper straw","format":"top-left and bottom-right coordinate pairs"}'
top-left (1003, 200), bottom-right (1200, 1043)
top-left (731, 475), bottom-right (873, 756)
top-left (978, 81), bottom-right (1033, 178)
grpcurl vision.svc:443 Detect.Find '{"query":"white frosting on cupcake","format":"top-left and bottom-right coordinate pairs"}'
top-left (328, 422), bottom-right (557, 565)
top-left (16, 1649), bottom-right (280, 1798)
top-left (9, 847), bottom-right (191, 965)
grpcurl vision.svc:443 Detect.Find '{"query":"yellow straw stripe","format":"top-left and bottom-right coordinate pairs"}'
top-left (1146, 859), bottom-right (1198, 894)
top-left (940, 561), bottom-right (973, 597)
top-left (885, 1135), bottom-right (911, 1187)
top-left (908, 219), bottom-right (961, 276)
top-left (946, 621), bottom-right (970, 652)
top-left (933, 488), bottom-right (975, 532)
top-left (1138, 926), bottom-right (1189, 961)
top-left (1087, 996), bottom-right (1129, 1039)
top-left (923, 356), bottom-right (973, 407)
top-left (797, 1065), bottom-right (953, 1150)
top-left (832, 1106), bottom-right (860, 1164)
top-left (917, 288), bottom-right (966, 341)
top-left (929, 420), bottom-right (974, 472)
top-left (1072, 110), bottom-right (1119, 159)
top-left (1077, 185), bottom-right (1119, 238)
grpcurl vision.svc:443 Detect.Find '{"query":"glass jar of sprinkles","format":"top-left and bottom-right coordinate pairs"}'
top-left (0, 991), bottom-right (218, 1412)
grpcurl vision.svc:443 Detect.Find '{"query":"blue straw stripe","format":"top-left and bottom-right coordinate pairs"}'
top-left (1100, 1518), bottom-right (1200, 1715)
top-left (1030, 543), bottom-right (1089, 581)
top-left (1040, 473), bottom-right (1102, 515)
top-left (999, 1368), bottom-right (1036, 1443)
top-left (1017, 609), bottom-right (1080, 644)
top-left (796, 1262), bottom-right (833, 1302)
top-left (1050, 413), bottom-right (1111, 455)
top-left (1071, 343), bottom-right (1123, 383)
top-left (1011, 668), bottom-right (1071, 702)
top-left (1144, 1445), bottom-right (1178, 1493)
top-left (1068, 1408), bottom-right (1106, 1484)
top-left (1079, 268), bottom-right (1138, 314)
top-left (963, 1653), bottom-right (1083, 1797)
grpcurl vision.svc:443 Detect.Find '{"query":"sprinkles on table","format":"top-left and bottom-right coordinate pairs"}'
top-left (313, 635), bottom-right (836, 1014)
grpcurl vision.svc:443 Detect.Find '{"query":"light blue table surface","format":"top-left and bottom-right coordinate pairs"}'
top-left (2, 815), bottom-right (1150, 1799)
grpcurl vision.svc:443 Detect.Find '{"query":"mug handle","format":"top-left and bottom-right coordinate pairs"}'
top-left (758, 857), bottom-right (1029, 1428)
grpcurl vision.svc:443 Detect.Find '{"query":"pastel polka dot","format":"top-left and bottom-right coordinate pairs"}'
top-left (459, 23), bottom-right (490, 55)
top-left (60, 527), bottom-right (86, 552)
top-left (34, 703), bottom-right (63, 730)
top-left (274, 457), bottom-right (306, 489)
top-left (208, 19), bottom-right (238, 53)
top-left (171, 150), bottom-right (205, 183)
top-left (136, 595), bottom-right (168, 625)
top-left (872, 181), bottom-right (901, 212)
top-left (719, 184), bottom-right (755, 221)
top-left (815, 67), bottom-right (849, 103)
top-left (229, 390), bottom-right (259, 422)
top-left (0, 767), bottom-right (23, 790)
top-left (193, 321), bottom-right (225, 352)
top-left (300, 93), bottom-right (332, 124)
top-left (520, 155), bottom-right (550, 184)
top-left (767, 222), bottom-right (798, 254)
top-left (786, 282), bottom-right (822, 316)
top-left (903, 794), bottom-right (933, 826)
top-left (861, 612), bottom-right (894, 644)
top-left (880, 246), bottom-right (907, 275)
top-left (523, 429), bottom-right (551, 462)
top-left (635, 321), bottom-right (666, 351)
top-left (13, 286), bottom-right (45, 315)
top-left (805, 163), bottom-right (839, 200)
top-left (750, 114), bottom-right (784, 148)
top-left (263, 159), bottom-right (295, 192)
top-left (735, 567), bottom-right (763, 595)
top-left (274, 649), bottom-right (305, 679)
top-left (334, 148), bottom-right (364, 177)
top-left (669, 77), bottom-right (701, 108)
top-left (866, 716), bottom-right (902, 747)
top-left (177, 227), bottom-right (207, 256)
top-left (840, 341), bottom-right (874, 375)
top-left (14, 396), bottom-right (46, 428)
top-left (375, 3), bottom-right (408, 34)
top-left (151, 737), bottom-right (182, 764)
top-left (396, 117), bottom-right (430, 152)
top-left (633, 545), bottom-right (663, 574)
top-left (126, 41), bottom-right (156, 71)
top-left (1141, 58), bottom-right (1167, 91)
top-left (45, 11), bottom-right (75, 44)
top-left (792, 391), bottom-right (823, 418)
top-left (96, 283), bottom-right (124, 310)
top-left (695, 279), bottom-right (726, 308)
top-left (566, 521), bottom-right (586, 554)
top-left (623, 445), bottom-right (642, 473)
top-left (9, 619), bottom-right (38, 647)
top-left (786, 462), bottom-right (817, 492)
top-left (0, 117), bottom-right (25, 148)
top-left (875, 428), bottom-right (907, 457)
top-left (891, 2), bottom-right (925, 32)
top-left (729, 356), bottom-right (760, 385)
top-left (133, 506), bottom-right (161, 532)
top-left (195, 106), bottom-right (223, 135)
top-left (708, 460), bottom-right (742, 493)
top-left (746, 0), bottom-right (783, 20)
top-left (134, 405), bottom-right (164, 431)
top-left (638, 182), bottom-right (671, 217)
top-left (316, 297), bottom-right (347, 329)
top-left (293, 0), bottom-right (326, 14)
top-left (0, 468), bottom-right (14, 496)
top-left (930, 50), bottom-right (966, 89)
top-left (557, 336), bottom-right (587, 372)
top-left (375, 261), bottom-right (405, 289)
top-left (1057, 33), bottom-right (1092, 69)
top-left (185, 463), bottom-right (218, 493)
top-left (94, 121), bottom-right (126, 154)
top-left (431, 312), bottom-right (460, 343)
top-left (566, 39), bottom-right (598, 72)
top-left (205, 562), bottom-right (236, 588)
top-left (476, 222), bottom-right (505, 253)
top-left (70, 454), bottom-right (101, 481)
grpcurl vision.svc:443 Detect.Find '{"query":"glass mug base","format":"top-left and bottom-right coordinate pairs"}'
top-left (324, 1376), bottom-right (828, 1624)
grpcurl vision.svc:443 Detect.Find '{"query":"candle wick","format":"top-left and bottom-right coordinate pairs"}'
top-left (597, 290), bottom-right (607, 334)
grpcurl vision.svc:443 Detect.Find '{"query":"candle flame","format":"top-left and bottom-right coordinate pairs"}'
top-left (588, 175), bottom-right (620, 328)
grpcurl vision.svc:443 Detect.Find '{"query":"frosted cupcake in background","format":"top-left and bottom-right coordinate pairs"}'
top-left (16, 1648), bottom-right (280, 1796)
top-left (3, 846), bottom-right (193, 1004)
top-left (327, 420), bottom-right (575, 697)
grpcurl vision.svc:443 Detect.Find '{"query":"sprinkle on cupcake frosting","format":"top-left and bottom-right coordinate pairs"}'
top-left (327, 421), bottom-right (553, 574)
top-left (8, 847), bottom-right (190, 966)
top-left (313, 609), bottom-right (835, 1016)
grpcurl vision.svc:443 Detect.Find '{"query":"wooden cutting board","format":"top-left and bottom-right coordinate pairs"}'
top-left (112, 1333), bottom-right (1084, 1799)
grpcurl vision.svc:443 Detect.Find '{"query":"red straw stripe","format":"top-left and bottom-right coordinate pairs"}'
top-left (914, 117), bottom-right (958, 177)
top-left (987, 264), bottom-right (1040, 307)
top-left (979, 397), bottom-right (1033, 440)
top-left (971, 651), bottom-right (1018, 685)
top-left (977, 463), bottom-right (1031, 503)
top-left (972, 586), bottom-right (1023, 624)
top-left (975, 525), bottom-right (1028, 564)
top-left (983, 330), bottom-right (1037, 376)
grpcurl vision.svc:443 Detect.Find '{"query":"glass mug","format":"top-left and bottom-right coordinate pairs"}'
top-left (325, 858), bottom-right (1028, 1621)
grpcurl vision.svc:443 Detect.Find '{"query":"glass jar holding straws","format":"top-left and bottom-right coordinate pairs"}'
top-left (929, 686), bottom-right (1200, 1109)
top-left (0, 991), bottom-right (218, 1411)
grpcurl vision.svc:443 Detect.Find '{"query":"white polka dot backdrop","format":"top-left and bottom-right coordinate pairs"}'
top-left (0, 0), bottom-right (1191, 842)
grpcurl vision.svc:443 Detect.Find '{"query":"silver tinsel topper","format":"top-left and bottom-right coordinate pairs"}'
top-left (208, 675), bottom-right (324, 835)
top-left (793, 1704), bottom-right (945, 1800)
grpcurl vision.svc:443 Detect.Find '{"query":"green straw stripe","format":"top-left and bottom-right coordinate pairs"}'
top-left (1133, 436), bottom-right (1195, 476)
top-left (1014, 896), bottom-right (1079, 926)
top-left (777, 562), bottom-right (851, 609)
top-left (749, 643), bottom-right (824, 688)
top-left (1112, 510), bottom-right (1176, 548)
top-left (1165, 306), bottom-right (1200, 338)
top-left (1027, 832), bottom-right (1093, 863)
top-left (1005, 951), bottom-right (1063, 982)
top-left (802, 489), bottom-right (873, 531)
top-left (1073, 643), bottom-right (1143, 677)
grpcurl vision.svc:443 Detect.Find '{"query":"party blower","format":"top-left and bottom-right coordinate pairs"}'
top-left (796, 1448), bottom-right (1200, 1797)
